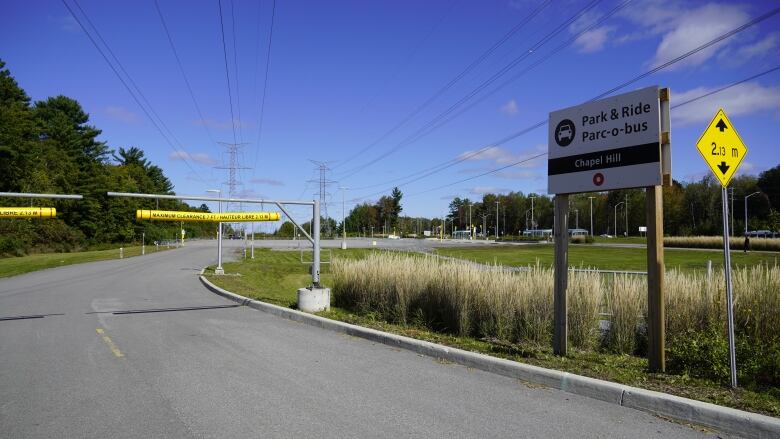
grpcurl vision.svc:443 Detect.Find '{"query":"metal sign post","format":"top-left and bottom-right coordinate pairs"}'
top-left (695, 109), bottom-right (747, 389)
top-left (721, 187), bottom-right (737, 388)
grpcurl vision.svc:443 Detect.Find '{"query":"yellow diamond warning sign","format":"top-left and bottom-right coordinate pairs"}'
top-left (695, 108), bottom-right (747, 187)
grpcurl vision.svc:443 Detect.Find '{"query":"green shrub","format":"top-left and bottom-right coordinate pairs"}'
top-left (668, 327), bottom-right (730, 382)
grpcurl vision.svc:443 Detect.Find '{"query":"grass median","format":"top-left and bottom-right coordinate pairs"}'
top-left (0, 245), bottom-right (168, 278)
top-left (205, 247), bottom-right (779, 417)
top-left (435, 244), bottom-right (778, 272)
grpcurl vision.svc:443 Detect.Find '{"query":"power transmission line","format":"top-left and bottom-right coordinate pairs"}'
top-left (336, 0), bottom-right (607, 180)
top-left (332, 0), bottom-right (555, 171)
top-left (356, 0), bottom-right (462, 115)
top-left (391, 0), bottom-right (634, 151)
top-left (153, 0), bottom-right (217, 146)
top-left (230, 0), bottom-right (244, 144)
top-left (347, 6), bottom-right (780, 203)
top-left (217, 0), bottom-right (239, 146)
top-left (251, 0), bottom-right (276, 181)
top-left (61, 0), bottom-right (206, 182)
top-left (405, 64), bottom-right (780, 199)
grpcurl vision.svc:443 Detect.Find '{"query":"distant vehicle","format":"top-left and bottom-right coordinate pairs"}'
top-left (600, 234), bottom-right (613, 238)
top-left (557, 124), bottom-right (573, 142)
top-left (387, 234), bottom-right (400, 240)
top-left (747, 230), bottom-right (776, 238)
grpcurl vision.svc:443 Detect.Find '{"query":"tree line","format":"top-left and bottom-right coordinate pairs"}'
top-left (289, 169), bottom-right (780, 239)
top-left (0, 60), bottom-right (217, 255)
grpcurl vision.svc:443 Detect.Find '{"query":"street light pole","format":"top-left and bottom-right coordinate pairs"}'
top-left (468, 201), bottom-right (472, 240)
top-left (207, 189), bottom-right (224, 275)
top-left (625, 194), bottom-right (629, 237)
top-left (495, 200), bottom-right (499, 240)
top-left (588, 196), bottom-right (595, 236)
top-left (339, 186), bottom-right (348, 250)
top-left (745, 191), bottom-right (761, 236)
top-left (614, 201), bottom-right (625, 237)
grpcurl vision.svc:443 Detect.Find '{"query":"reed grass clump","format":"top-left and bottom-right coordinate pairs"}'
top-left (333, 253), bottom-right (780, 386)
top-left (664, 236), bottom-right (780, 252)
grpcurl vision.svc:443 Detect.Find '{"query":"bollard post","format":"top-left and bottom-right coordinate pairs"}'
top-left (119, 247), bottom-right (123, 259)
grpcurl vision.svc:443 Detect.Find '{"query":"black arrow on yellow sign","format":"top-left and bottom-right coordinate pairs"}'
top-left (716, 119), bottom-right (728, 132)
top-left (717, 161), bottom-right (730, 174)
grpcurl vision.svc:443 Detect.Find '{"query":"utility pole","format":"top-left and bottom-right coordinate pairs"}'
top-left (495, 200), bottom-right (500, 240)
top-left (588, 196), bottom-right (595, 236)
top-left (339, 186), bottom-right (348, 249)
top-left (216, 141), bottom-right (250, 240)
top-left (614, 201), bottom-right (625, 237)
top-left (207, 189), bottom-right (224, 274)
top-left (625, 194), bottom-right (629, 237)
top-left (745, 192), bottom-right (761, 235)
top-left (529, 196), bottom-right (536, 229)
top-left (468, 201), bottom-right (472, 239)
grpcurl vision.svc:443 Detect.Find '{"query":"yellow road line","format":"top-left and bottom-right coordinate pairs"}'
top-left (96, 328), bottom-right (124, 358)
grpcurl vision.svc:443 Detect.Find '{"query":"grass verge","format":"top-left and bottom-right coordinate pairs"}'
top-left (0, 245), bottom-right (167, 278)
top-left (206, 248), bottom-right (779, 417)
top-left (436, 245), bottom-right (778, 272)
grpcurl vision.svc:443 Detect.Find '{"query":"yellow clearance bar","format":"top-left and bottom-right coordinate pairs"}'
top-left (0, 207), bottom-right (57, 218)
top-left (136, 210), bottom-right (281, 222)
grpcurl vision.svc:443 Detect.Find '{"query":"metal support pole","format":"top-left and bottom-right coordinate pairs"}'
top-left (553, 195), bottom-right (569, 356)
top-left (588, 196), bottom-right (594, 236)
top-left (312, 200), bottom-right (321, 287)
top-left (216, 197), bottom-right (224, 275)
top-left (251, 222), bottom-right (255, 259)
top-left (722, 187), bottom-right (737, 388)
top-left (142, 232), bottom-right (145, 255)
top-left (647, 185), bottom-right (665, 372)
top-left (495, 201), bottom-right (499, 240)
top-left (744, 192), bottom-right (760, 236)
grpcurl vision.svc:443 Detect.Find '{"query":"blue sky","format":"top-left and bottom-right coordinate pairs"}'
top-left (2, 0), bottom-right (780, 227)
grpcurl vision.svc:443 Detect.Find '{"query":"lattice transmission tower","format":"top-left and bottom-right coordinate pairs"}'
top-left (308, 160), bottom-right (336, 236)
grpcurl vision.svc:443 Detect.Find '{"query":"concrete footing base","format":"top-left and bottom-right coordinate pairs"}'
top-left (214, 268), bottom-right (225, 275)
top-left (297, 287), bottom-right (331, 313)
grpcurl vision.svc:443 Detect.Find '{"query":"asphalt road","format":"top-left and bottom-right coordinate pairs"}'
top-left (0, 240), bottom-right (720, 438)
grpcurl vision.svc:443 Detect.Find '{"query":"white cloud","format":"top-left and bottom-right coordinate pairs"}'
top-left (672, 81), bottom-right (780, 126)
top-left (457, 145), bottom-right (546, 169)
top-left (574, 26), bottom-right (613, 53)
top-left (649, 4), bottom-right (749, 70)
top-left (250, 177), bottom-right (285, 187)
top-left (169, 151), bottom-right (217, 166)
top-left (470, 186), bottom-right (511, 195)
top-left (733, 32), bottom-right (779, 63)
top-left (617, 2), bottom-right (750, 70)
top-left (500, 99), bottom-right (519, 116)
top-left (494, 169), bottom-right (541, 180)
top-left (52, 15), bottom-right (79, 33)
top-left (104, 106), bottom-right (139, 124)
top-left (194, 119), bottom-right (254, 130)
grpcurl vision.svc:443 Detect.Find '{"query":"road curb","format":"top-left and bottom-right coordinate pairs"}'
top-left (198, 273), bottom-right (779, 438)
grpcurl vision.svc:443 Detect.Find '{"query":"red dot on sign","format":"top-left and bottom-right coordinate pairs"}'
top-left (593, 173), bottom-right (604, 186)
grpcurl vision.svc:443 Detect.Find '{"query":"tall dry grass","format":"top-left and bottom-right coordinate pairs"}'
top-left (664, 236), bottom-right (780, 252)
top-left (333, 253), bottom-right (780, 356)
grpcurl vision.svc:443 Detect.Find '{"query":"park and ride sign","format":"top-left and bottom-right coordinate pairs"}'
top-left (548, 86), bottom-right (662, 194)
